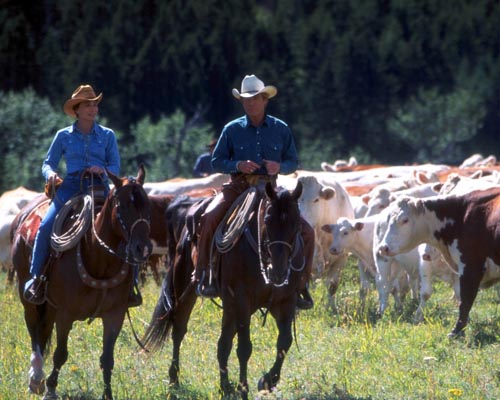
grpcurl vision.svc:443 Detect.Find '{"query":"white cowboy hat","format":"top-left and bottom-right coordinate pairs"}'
top-left (232, 75), bottom-right (277, 100)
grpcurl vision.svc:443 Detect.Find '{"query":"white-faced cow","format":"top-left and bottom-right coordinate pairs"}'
top-left (322, 216), bottom-right (416, 311)
top-left (377, 188), bottom-right (500, 337)
top-left (279, 174), bottom-right (355, 310)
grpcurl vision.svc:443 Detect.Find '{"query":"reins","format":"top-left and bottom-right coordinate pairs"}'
top-left (257, 197), bottom-right (306, 286)
top-left (90, 176), bottom-right (150, 263)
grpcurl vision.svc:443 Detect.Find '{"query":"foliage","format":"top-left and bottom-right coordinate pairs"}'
top-left (387, 86), bottom-right (486, 164)
top-left (1, 0), bottom-right (500, 191)
top-left (124, 109), bottom-right (215, 181)
top-left (0, 90), bottom-right (215, 192)
top-left (0, 0), bottom-right (500, 173)
top-left (0, 89), bottom-right (67, 192)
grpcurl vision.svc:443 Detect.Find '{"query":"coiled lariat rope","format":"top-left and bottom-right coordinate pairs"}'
top-left (214, 187), bottom-right (258, 254)
top-left (51, 194), bottom-right (92, 253)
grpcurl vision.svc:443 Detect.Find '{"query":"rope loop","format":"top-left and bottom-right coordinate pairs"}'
top-left (51, 194), bottom-right (92, 252)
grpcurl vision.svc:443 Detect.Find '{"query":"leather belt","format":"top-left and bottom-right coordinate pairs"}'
top-left (231, 174), bottom-right (276, 186)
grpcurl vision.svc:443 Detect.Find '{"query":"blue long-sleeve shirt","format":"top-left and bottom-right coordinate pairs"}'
top-left (41, 122), bottom-right (121, 180)
top-left (211, 114), bottom-right (298, 175)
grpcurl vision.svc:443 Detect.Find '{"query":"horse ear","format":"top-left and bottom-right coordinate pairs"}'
top-left (265, 182), bottom-right (277, 200)
top-left (107, 169), bottom-right (122, 188)
top-left (136, 164), bottom-right (146, 185)
top-left (292, 181), bottom-right (303, 200)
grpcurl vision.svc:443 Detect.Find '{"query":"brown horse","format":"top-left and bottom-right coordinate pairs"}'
top-left (11, 166), bottom-right (152, 400)
top-left (142, 181), bottom-right (306, 399)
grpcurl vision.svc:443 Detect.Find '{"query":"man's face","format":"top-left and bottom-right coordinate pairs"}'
top-left (241, 94), bottom-right (268, 119)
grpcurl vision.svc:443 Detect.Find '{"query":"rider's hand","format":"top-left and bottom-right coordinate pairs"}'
top-left (87, 166), bottom-right (105, 176)
top-left (263, 160), bottom-right (280, 175)
top-left (237, 160), bottom-right (261, 174)
top-left (47, 172), bottom-right (60, 186)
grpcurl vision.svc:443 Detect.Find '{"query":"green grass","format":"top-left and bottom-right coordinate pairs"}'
top-left (1, 259), bottom-right (499, 400)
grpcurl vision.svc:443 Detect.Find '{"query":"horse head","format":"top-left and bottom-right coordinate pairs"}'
top-left (107, 165), bottom-right (153, 263)
top-left (262, 181), bottom-right (303, 286)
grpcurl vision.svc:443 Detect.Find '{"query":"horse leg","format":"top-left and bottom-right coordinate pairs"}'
top-left (45, 319), bottom-right (72, 400)
top-left (100, 314), bottom-right (125, 400)
top-left (24, 305), bottom-right (55, 395)
top-left (235, 316), bottom-right (252, 400)
top-left (217, 311), bottom-right (238, 398)
top-left (258, 310), bottom-right (294, 393)
top-left (169, 289), bottom-right (197, 386)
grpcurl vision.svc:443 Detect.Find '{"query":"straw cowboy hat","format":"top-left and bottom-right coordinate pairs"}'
top-left (63, 84), bottom-right (103, 117)
top-left (232, 75), bottom-right (277, 100)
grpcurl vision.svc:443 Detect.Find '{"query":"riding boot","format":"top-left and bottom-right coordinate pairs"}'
top-left (194, 208), bottom-right (218, 298)
top-left (196, 269), bottom-right (217, 298)
top-left (23, 275), bottom-right (48, 305)
top-left (128, 266), bottom-right (143, 307)
top-left (296, 283), bottom-right (314, 310)
top-left (195, 234), bottom-right (217, 298)
top-left (195, 222), bottom-right (218, 299)
top-left (127, 283), bottom-right (143, 308)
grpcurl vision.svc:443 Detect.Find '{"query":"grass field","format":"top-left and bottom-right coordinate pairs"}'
top-left (1, 260), bottom-right (499, 400)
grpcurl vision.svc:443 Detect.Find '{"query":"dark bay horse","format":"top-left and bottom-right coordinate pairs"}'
top-left (142, 181), bottom-right (306, 399)
top-left (11, 166), bottom-right (152, 400)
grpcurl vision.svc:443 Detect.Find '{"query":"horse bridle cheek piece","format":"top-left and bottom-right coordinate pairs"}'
top-left (91, 183), bottom-right (151, 264)
top-left (258, 199), bottom-right (305, 287)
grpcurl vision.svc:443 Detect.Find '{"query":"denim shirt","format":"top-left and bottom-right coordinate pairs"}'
top-left (41, 122), bottom-right (120, 181)
top-left (211, 114), bottom-right (298, 175)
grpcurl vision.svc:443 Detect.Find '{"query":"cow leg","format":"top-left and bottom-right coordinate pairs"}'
top-left (449, 263), bottom-right (483, 338)
top-left (415, 259), bottom-right (433, 323)
top-left (374, 255), bottom-right (392, 316)
top-left (357, 260), bottom-right (371, 307)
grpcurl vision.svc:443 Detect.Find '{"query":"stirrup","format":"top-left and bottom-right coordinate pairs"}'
top-left (23, 276), bottom-right (47, 305)
top-left (127, 284), bottom-right (143, 308)
top-left (196, 270), bottom-right (217, 298)
top-left (296, 286), bottom-right (314, 310)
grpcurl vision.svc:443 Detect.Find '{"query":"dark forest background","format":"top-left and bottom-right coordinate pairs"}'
top-left (1, 0), bottom-right (499, 193)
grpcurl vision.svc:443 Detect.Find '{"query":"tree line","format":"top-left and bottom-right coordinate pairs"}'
top-left (1, 0), bottom-right (499, 193)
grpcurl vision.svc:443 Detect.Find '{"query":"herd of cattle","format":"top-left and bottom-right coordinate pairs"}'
top-left (2, 153), bottom-right (500, 337)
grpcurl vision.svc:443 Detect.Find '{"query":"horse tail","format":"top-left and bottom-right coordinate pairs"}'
top-left (142, 225), bottom-right (197, 352)
top-left (141, 271), bottom-right (174, 352)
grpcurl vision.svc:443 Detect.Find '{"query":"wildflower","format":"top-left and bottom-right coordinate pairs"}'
top-left (448, 388), bottom-right (463, 398)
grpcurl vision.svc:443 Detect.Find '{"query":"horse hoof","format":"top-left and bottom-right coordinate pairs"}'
top-left (28, 370), bottom-right (45, 395)
top-left (43, 390), bottom-right (59, 400)
top-left (448, 330), bottom-right (465, 339)
top-left (257, 375), bottom-right (271, 392)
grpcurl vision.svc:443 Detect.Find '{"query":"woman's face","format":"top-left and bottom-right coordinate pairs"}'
top-left (75, 100), bottom-right (99, 121)
top-left (241, 94), bottom-right (268, 120)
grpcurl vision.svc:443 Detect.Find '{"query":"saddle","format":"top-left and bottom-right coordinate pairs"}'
top-left (19, 194), bottom-right (99, 254)
top-left (18, 198), bottom-right (51, 247)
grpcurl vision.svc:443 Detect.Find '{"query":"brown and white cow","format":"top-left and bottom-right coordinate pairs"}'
top-left (377, 188), bottom-right (500, 337)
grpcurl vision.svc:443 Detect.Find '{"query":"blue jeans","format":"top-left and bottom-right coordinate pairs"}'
top-left (29, 175), bottom-right (109, 277)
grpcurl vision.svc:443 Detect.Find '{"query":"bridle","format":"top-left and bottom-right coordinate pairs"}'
top-left (257, 197), bottom-right (305, 287)
top-left (91, 177), bottom-right (151, 264)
